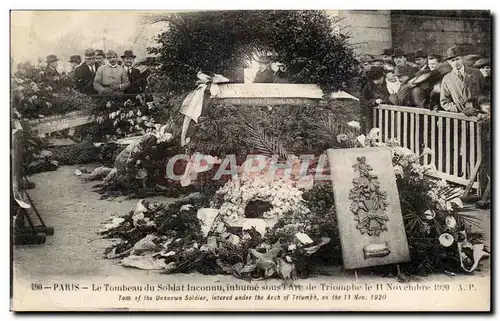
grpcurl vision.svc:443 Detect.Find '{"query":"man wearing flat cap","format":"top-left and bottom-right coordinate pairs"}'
top-left (440, 46), bottom-right (483, 114)
top-left (474, 58), bottom-right (491, 102)
top-left (75, 49), bottom-right (98, 95)
top-left (121, 50), bottom-right (147, 95)
top-left (93, 50), bottom-right (130, 95)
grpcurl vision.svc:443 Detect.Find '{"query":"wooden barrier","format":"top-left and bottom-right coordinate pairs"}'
top-left (373, 104), bottom-right (483, 194)
top-left (11, 121), bottom-right (54, 245)
top-left (26, 109), bottom-right (93, 136)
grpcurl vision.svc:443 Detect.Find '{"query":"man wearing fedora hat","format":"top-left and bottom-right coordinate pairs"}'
top-left (392, 48), bottom-right (407, 67)
top-left (121, 50), bottom-right (147, 95)
top-left (75, 49), bottom-right (98, 95)
top-left (381, 48), bottom-right (393, 63)
top-left (414, 49), bottom-right (428, 71)
top-left (69, 55), bottom-right (82, 72)
top-left (39, 54), bottom-right (61, 88)
top-left (440, 46), bottom-right (483, 114)
top-left (94, 50), bottom-right (130, 95)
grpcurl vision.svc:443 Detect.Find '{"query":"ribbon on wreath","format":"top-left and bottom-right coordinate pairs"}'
top-left (179, 71), bottom-right (230, 147)
top-left (457, 230), bottom-right (490, 273)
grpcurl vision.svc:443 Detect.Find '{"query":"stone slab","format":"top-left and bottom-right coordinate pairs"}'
top-left (327, 147), bottom-right (410, 270)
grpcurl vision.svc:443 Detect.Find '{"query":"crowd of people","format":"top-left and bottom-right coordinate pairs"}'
top-left (39, 49), bottom-right (148, 97)
top-left (359, 45), bottom-right (491, 132)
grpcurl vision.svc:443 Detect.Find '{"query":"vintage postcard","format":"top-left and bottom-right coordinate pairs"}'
top-left (10, 9), bottom-right (491, 312)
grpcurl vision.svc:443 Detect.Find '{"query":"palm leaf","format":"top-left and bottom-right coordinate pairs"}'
top-left (244, 120), bottom-right (288, 160)
top-left (314, 114), bottom-right (358, 147)
top-left (456, 212), bottom-right (482, 229)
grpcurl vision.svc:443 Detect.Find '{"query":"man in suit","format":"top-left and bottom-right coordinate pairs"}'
top-left (414, 49), bottom-right (428, 72)
top-left (391, 64), bottom-right (417, 107)
top-left (381, 48), bottom-right (393, 63)
top-left (95, 50), bottom-right (106, 69)
top-left (253, 56), bottom-right (275, 83)
top-left (39, 55), bottom-right (61, 89)
top-left (121, 50), bottom-right (147, 95)
top-left (69, 55), bottom-right (82, 73)
top-left (440, 46), bottom-right (483, 115)
top-left (74, 49), bottom-right (98, 95)
top-left (473, 58), bottom-right (491, 103)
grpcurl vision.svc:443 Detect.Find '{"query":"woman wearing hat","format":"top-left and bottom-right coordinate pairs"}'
top-left (360, 66), bottom-right (390, 133)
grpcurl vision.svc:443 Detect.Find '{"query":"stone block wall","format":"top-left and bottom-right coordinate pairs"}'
top-left (391, 12), bottom-right (491, 58)
top-left (336, 10), bottom-right (392, 56)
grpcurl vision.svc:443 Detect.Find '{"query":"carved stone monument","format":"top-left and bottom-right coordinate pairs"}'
top-left (327, 147), bottom-right (410, 269)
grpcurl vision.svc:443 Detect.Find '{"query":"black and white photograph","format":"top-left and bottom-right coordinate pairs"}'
top-left (9, 9), bottom-right (492, 311)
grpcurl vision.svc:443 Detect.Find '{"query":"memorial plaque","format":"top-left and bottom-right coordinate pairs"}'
top-left (214, 84), bottom-right (359, 105)
top-left (26, 110), bottom-right (93, 136)
top-left (327, 147), bottom-right (410, 269)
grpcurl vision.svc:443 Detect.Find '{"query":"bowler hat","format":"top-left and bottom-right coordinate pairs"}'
top-left (393, 48), bottom-right (406, 57)
top-left (474, 58), bottom-right (490, 69)
top-left (415, 49), bottom-right (427, 59)
top-left (69, 55), bottom-right (81, 63)
top-left (84, 49), bottom-right (95, 57)
top-left (46, 54), bottom-right (59, 63)
top-left (444, 46), bottom-right (461, 60)
top-left (382, 48), bottom-right (393, 56)
top-left (95, 50), bottom-right (105, 57)
top-left (121, 50), bottom-right (136, 59)
top-left (394, 64), bottom-right (416, 78)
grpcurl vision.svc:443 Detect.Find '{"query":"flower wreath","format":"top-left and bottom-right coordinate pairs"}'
top-left (213, 175), bottom-right (308, 223)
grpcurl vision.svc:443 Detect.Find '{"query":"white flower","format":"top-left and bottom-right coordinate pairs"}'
top-left (394, 165), bottom-right (403, 177)
top-left (420, 147), bottom-right (434, 157)
top-left (445, 216), bottom-right (457, 229)
top-left (437, 179), bottom-right (448, 188)
top-left (424, 209), bottom-right (435, 220)
top-left (180, 204), bottom-right (193, 212)
top-left (439, 233), bottom-right (454, 247)
top-left (450, 198), bottom-right (464, 209)
top-left (356, 134), bottom-right (366, 146)
top-left (368, 128), bottom-right (381, 140)
top-left (347, 121), bottom-right (361, 130)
